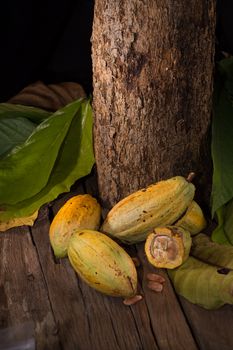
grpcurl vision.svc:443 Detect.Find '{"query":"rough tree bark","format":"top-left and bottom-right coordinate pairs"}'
top-left (92, 0), bottom-right (216, 209)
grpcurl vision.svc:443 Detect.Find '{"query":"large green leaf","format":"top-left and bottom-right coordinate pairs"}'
top-left (0, 98), bottom-right (94, 223)
top-left (211, 206), bottom-right (230, 244)
top-left (211, 58), bottom-right (233, 243)
top-left (0, 100), bottom-right (82, 205)
top-left (0, 103), bottom-right (51, 158)
top-left (0, 103), bottom-right (50, 123)
top-left (0, 117), bottom-right (36, 158)
top-left (224, 199), bottom-right (233, 244)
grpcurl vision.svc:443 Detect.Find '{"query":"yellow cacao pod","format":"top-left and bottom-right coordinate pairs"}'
top-left (49, 194), bottom-right (101, 258)
top-left (101, 176), bottom-right (195, 244)
top-left (175, 200), bottom-right (206, 235)
top-left (68, 230), bottom-right (137, 298)
top-left (145, 226), bottom-right (192, 269)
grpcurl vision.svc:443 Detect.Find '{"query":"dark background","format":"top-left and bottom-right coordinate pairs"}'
top-left (0, 0), bottom-right (232, 102)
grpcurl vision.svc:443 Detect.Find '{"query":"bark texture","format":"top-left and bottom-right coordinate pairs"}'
top-left (92, 0), bottom-right (216, 209)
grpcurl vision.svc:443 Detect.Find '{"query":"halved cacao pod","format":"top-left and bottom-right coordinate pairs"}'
top-left (175, 200), bottom-right (206, 235)
top-left (68, 229), bottom-right (137, 298)
top-left (145, 226), bottom-right (192, 269)
top-left (101, 176), bottom-right (195, 244)
top-left (49, 194), bottom-right (101, 258)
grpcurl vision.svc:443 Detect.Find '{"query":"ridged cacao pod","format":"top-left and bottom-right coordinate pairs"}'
top-left (68, 230), bottom-right (137, 298)
top-left (101, 176), bottom-right (195, 244)
top-left (49, 194), bottom-right (101, 258)
top-left (191, 233), bottom-right (233, 269)
top-left (167, 256), bottom-right (233, 309)
top-left (175, 200), bottom-right (206, 235)
top-left (145, 226), bottom-right (192, 269)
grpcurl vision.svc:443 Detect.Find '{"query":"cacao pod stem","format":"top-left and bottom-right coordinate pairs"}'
top-left (186, 172), bottom-right (195, 183)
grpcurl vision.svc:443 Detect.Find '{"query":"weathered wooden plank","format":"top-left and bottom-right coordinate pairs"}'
top-left (32, 207), bottom-right (94, 349)
top-left (179, 297), bottom-right (233, 350)
top-left (3, 170), bottom-right (233, 350)
top-left (0, 226), bottom-right (60, 350)
top-left (136, 244), bottom-right (198, 350)
top-left (77, 277), bottom-right (159, 350)
top-left (31, 206), bottom-right (160, 349)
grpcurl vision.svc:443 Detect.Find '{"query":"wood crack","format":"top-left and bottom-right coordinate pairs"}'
top-left (103, 303), bottom-right (121, 350)
top-left (166, 272), bottom-right (200, 350)
top-left (28, 226), bottom-right (62, 349)
top-left (129, 305), bottom-right (154, 350)
top-left (75, 277), bottom-right (91, 335)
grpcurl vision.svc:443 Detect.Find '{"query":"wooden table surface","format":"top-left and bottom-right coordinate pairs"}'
top-left (1, 173), bottom-right (233, 350)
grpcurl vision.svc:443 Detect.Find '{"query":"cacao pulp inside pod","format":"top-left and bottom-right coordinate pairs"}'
top-left (145, 226), bottom-right (192, 269)
top-left (68, 229), bottom-right (137, 298)
top-left (101, 176), bottom-right (195, 244)
top-left (175, 200), bottom-right (207, 235)
top-left (49, 194), bottom-right (101, 258)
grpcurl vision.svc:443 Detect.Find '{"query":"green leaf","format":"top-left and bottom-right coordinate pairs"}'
top-left (211, 59), bottom-right (233, 215)
top-left (211, 58), bottom-right (233, 243)
top-left (0, 98), bottom-right (94, 222)
top-left (0, 103), bottom-right (51, 158)
top-left (0, 103), bottom-right (50, 123)
top-left (0, 117), bottom-right (36, 158)
top-left (0, 99), bottom-right (82, 205)
top-left (211, 207), bottom-right (230, 245)
top-left (224, 199), bottom-right (233, 245)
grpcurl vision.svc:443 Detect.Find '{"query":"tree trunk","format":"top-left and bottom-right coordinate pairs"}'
top-left (92, 0), bottom-right (216, 209)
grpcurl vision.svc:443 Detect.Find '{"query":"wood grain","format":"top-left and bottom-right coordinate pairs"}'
top-left (136, 244), bottom-right (198, 350)
top-left (180, 297), bottom-right (233, 350)
top-left (0, 226), bottom-right (60, 349)
top-left (31, 201), bottom-right (158, 349)
top-left (1, 174), bottom-right (233, 349)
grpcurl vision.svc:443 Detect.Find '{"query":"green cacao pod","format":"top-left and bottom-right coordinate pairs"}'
top-left (49, 194), bottom-right (101, 258)
top-left (167, 256), bottom-right (233, 309)
top-left (68, 230), bottom-right (137, 298)
top-left (101, 176), bottom-right (195, 244)
top-left (191, 233), bottom-right (233, 269)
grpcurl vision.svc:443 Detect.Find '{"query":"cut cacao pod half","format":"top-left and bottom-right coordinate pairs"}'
top-left (145, 226), bottom-right (192, 269)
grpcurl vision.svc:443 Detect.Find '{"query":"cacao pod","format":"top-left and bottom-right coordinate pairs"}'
top-left (167, 256), bottom-right (233, 309)
top-left (145, 226), bottom-right (192, 269)
top-left (101, 176), bottom-right (195, 244)
top-left (191, 233), bottom-right (233, 269)
top-left (175, 200), bottom-right (206, 235)
top-left (68, 229), bottom-right (137, 298)
top-left (49, 194), bottom-right (101, 258)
